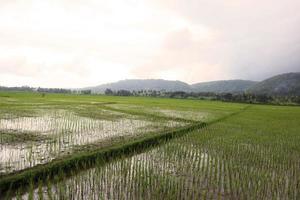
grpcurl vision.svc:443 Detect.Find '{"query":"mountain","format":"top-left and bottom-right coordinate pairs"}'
top-left (86, 79), bottom-right (191, 93)
top-left (87, 79), bottom-right (256, 94)
top-left (85, 72), bottom-right (300, 95)
top-left (191, 80), bottom-right (257, 93)
top-left (247, 72), bottom-right (300, 96)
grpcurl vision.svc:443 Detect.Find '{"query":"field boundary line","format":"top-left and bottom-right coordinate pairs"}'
top-left (207, 105), bottom-right (252, 125)
top-left (0, 105), bottom-right (250, 198)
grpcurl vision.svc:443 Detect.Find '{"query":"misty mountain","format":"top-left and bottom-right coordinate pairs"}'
top-left (86, 72), bottom-right (300, 96)
top-left (87, 79), bottom-right (256, 94)
top-left (191, 80), bottom-right (257, 93)
top-left (86, 79), bottom-right (191, 93)
top-left (247, 72), bottom-right (300, 96)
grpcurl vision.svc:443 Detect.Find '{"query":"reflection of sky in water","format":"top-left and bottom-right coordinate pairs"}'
top-left (108, 104), bottom-right (211, 121)
top-left (0, 110), bottom-right (183, 174)
top-left (15, 142), bottom-right (211, 200)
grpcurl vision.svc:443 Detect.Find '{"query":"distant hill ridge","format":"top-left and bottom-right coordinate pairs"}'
top-left (191, 80), bottom-right (257, 93)
top-left (85, 72), bottom-right (300, 96)
top-left (86, 79), bottom-right (191, 93)
top-left (247, 72), bottom-right (300, 96)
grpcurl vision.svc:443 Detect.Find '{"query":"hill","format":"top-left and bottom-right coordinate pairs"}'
top-left (191, 80), bottom-right (257, 93)
top-left (86, 79), bottom-right (256, 94)
top-left (84, 72), bottom-right (300, 96)
top-left (86, 79), bottom-right (191, 93)
top-left (247, 72), bottom-right (300, 96)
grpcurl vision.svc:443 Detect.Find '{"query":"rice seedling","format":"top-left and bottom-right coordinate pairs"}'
top-left (2, 92), bottom-right (299, 199)
top-left (0, 108), bottom-right (186, 174)
top-left (7, 103), bottom-right (300, 200)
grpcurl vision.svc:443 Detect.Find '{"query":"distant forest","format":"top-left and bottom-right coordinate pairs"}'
top-left (0, 86), bottom-right (91, 95)
top-left (0, 86), bottom-right (299, 105)
top-left (104, 89), bottom-right (300, 105)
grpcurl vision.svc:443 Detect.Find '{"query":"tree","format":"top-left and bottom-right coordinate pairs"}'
top-left (116, 90), bottom-right (132, 96)
top-left (81, 90), bottom-right (92, 95)
top-left (105, 88), bottom-right (114, 95)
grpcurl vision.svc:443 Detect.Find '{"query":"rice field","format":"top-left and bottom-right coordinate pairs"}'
top-left (1, 92), bottom-right (300, 199)
top-left (0, 100), bottom-right (186, 174)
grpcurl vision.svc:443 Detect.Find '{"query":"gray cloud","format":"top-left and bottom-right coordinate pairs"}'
top-left (0, 0), bottom-right (299, 87)
top-left (133, 0), bottom-right (300, 82)
top-left (132, 27), bottom-right (232, 82)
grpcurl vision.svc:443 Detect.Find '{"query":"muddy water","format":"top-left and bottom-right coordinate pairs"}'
top-left (158, 109), bottom-right (210, 121)
top-left (0, 109), bottom-right (184, 174)
top-left (107, 104), bottom-right (210, 121)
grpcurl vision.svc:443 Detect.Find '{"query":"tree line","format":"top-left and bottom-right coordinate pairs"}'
top-left (105, 88), bottom-right (300, 105)
top-left (0, 86), bottom-right (91, 95)
top-left (1, 85), bottom-right (299, 105)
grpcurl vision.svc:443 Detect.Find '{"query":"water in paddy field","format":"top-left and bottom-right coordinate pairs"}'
top-left (13, 131), bottom-right (300, 200)
top-left (158, 109), bottom-right (210, 121)
top-left (13, 142), bottom-right (212, 200)
top-left (0, 109), bottom-right (184, 174)
top-left (108, 104), bottom-right (211, 121)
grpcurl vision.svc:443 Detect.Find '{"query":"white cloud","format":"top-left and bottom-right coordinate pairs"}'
top-left (146, 0), bottom-right (300, 81)
top-left (0, 0), bottom-right (299, 87)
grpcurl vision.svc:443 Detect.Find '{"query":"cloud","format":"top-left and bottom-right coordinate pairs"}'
top-left (144, 0), bottom-right (300, 81)
top-left (0, 57), bottom-right (37, 77)
top-left (0, 0), bottom-right (299, 87)
top-left (131, 26), bottom-right (232, 82)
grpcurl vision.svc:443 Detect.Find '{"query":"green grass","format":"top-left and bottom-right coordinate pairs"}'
top-left (21, 103), bottom-right (299, 199)
top-left (0, 130), bottom-right (49, 144)
top-left (1, 92), bottom-right (216, 175)
top-left (0, 122), bottom-right (207, 196)
top-left (1, 91), bottom-right (299, 199)
top-left (0, 91), bottom-right (243, 123)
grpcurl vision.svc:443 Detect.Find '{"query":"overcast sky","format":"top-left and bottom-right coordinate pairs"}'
top-left (0, 0), bottom-right (299, 88)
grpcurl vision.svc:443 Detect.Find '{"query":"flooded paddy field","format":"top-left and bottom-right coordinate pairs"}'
top-left (12, 104), bottom-right (300, 199)
top-left (1, 92), bottom-right (300, 199)
top-left (0, 106), bottom-right (184, 174)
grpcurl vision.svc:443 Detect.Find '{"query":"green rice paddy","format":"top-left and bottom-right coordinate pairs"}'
top-left (0, 92), bottom-right (299, 199)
